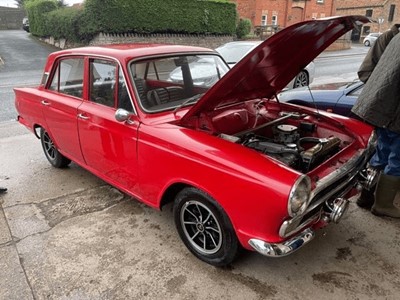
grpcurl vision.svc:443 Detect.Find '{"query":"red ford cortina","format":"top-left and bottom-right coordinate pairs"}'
top-left (14, 16), bottom-right (376, 266)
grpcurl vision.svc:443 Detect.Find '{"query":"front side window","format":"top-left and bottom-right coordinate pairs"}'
top-left (48, 58), bottom-right (84, 98)
top-left (130, 54), bottom-right (229, 113)
top-left (89, 59), bottom-right (117, 108)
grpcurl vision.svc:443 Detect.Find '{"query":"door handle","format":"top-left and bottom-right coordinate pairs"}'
top-left (41, 100), bottom-right (50, 106)
top-left (77, 113), bottom-right (89, 120)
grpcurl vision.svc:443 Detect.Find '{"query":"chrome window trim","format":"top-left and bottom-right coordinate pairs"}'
top-left (46, 53), bottom-right (137, 115)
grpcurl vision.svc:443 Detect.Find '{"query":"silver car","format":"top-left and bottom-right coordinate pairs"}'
top-left (362, 33), bottom-right (381, 47)
top-left (216, 41), bottom-right (315, 89)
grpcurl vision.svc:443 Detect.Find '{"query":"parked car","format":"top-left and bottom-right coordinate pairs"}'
top-left (22, 17), bottom-right (29, 32)
top-left (14, 16), bottom-right (375, 267)
top-left (363, 32), bottom-right (381, 47)
top-left (278, 80), bottom-right (364, 117)
top-left (216, 40), bottom-right (315, 89)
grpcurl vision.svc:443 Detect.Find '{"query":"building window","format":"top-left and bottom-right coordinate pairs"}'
top-left (366, 9), bottom-right (373, 17)
top-left (317, 0), bottom-right (324, 3)
top-left (261, 15), bottom-right (267, 26)
top-left (389, 5), bottom-right (396, 22)
top-left (271, 15), bottom-right (278, 26)
top-left (362, 26), bottom-right (370, 35)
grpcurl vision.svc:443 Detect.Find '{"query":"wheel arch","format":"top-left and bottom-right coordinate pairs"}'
top-left (159, 182), bottom-right (192, 210)
top-left (33, 124), bottom-right (43, 139)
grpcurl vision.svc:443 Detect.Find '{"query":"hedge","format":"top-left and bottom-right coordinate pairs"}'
top-left (26, 0), bottom-right (236, 42)
top-left (25, 0), bottom-right (58, 37)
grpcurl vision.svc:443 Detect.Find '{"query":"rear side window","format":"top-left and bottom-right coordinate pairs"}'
top-left (48, 58), bottom-right (84, 98)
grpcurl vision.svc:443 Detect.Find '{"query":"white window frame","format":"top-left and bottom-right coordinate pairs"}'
top-left (261, 15), bottom-right (267, 26)
top-left (271, 15), bottom-right (278, 26)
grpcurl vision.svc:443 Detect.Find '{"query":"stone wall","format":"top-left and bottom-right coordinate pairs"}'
top-left (0, 6), bottom-right (25, 30)
top-left (41, 32), bottom-right (234, 50)
top-left (89, 32), bottom-right (234, 50)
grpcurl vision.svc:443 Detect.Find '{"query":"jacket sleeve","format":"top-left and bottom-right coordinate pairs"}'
top-left (358, 31), bottom-right (394, 83)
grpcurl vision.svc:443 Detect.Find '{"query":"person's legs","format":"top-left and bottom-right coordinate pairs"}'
top-left (369, 128), bottom-right (390, 169)
top-left (371, 128), bottom-right (400, 218)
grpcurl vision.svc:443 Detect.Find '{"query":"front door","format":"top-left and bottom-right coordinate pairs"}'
top-left (77, 58), bottom-right (139, 190)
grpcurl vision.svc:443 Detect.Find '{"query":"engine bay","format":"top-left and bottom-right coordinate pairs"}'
top-left (210, 101), bottom-right (350, 173)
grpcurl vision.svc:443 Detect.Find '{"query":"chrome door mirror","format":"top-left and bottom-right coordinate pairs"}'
top-left (115, 108), bottom-right (133, 123)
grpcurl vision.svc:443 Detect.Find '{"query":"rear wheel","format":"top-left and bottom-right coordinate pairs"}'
top-left (173, 187), bottom-right (239, 266)
top-left (40, 128), bottom-right (71, 168)
top-left (293, 70), bottom-right (309, 88)
top-left (364, 40), bottom-right (370, 47)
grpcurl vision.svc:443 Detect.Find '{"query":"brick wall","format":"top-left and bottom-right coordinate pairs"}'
top-left (232, 0), bottom-right (335, 29)
top-left (336, 0), bottom-right (400, 41)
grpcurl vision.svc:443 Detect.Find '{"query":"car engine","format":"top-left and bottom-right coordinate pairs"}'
top-left (220, 122), bottom-right (341, 173)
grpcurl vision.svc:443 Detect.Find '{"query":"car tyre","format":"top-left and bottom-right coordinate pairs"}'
top-left (173, 187), bottom-right (239, 267)
top-left (364, 40), bottom-right (370, 47)
top-left (40, 128), bottom-right (71, 168)
top-left (293, 70), bottom-right (309, 88)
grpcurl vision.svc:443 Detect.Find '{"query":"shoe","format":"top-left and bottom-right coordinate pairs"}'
top-left (356, 186), bottom-right (375, 209)
top-left (0, 187), bottom-right (7, 194)
top-left (371, 174), bottom-right (400, 218)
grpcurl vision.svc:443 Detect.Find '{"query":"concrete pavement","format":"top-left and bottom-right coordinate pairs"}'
top-left (1, 120), bottom-right (400, 299)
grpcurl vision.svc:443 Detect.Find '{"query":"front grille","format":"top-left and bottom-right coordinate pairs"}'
top-left (280, 149), bottom-right (368, 238)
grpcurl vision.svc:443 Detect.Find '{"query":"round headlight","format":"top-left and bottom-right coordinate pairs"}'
top-left (288, 175), bottom-right (311, 217)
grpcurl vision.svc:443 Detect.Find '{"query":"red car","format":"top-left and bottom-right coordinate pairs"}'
top-left (15, 16), bottom-right (375, 266)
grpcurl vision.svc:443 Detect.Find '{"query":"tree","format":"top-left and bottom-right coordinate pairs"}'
top-left (15, 0), bottom-right (66, 8)
top-left (14, 0), bottom-right (25, 8)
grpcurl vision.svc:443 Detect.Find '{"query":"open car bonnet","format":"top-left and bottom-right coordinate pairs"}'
top-left (181, 15), bottom-right (369, 124)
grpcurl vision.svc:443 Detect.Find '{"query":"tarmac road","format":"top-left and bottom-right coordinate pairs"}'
top-left (1, 119), bottom-right (400, 300)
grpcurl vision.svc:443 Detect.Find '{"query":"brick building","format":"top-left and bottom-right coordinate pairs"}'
top-left (336, 0), bottom-right (400, 40)
top-left (232, 0), bottom-right (336, 31)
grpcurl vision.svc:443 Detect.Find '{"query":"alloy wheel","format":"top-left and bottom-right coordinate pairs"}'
top-left (180, 200), bottom-right (223, 255)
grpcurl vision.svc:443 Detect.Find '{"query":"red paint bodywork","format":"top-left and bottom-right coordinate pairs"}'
top-left (14, 16), bottom-right (373, 251)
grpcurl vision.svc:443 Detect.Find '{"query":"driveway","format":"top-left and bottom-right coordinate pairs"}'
top-left (1, 121), bottom-right (400, 299)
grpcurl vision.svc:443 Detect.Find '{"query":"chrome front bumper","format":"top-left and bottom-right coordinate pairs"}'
top-left (249, 228), bottom-right (315, 257)
top-left (249, 197), bottom-right (350, 257)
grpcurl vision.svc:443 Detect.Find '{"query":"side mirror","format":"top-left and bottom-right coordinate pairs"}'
top-left (115, 108), bottom-right (133, 123)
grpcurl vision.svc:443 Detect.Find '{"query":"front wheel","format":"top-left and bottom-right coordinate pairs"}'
top-left (40, 128), bottom-right (71, 168)
top-left (293, 70), bottom-right (309, 88)
top-left (173, 187), bottom-right (239, 266)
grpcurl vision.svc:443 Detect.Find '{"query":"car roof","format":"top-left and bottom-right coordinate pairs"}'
top-left (46, 44), bottom-right (215, 68)
top-left (220, 41), bottom-right (262, 46)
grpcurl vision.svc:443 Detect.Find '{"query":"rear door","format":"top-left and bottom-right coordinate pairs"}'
top-left (41, 57), bottom-right (85, 164)
top-left (77, 57), bottom-right (139, 190)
